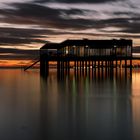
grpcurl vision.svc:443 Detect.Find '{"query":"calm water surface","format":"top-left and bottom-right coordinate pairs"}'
top-left (0, 69), bottom-right (140, 140)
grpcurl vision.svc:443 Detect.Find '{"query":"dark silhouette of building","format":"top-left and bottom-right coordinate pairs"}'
top-left (40, 39), bottom-right (132, 76)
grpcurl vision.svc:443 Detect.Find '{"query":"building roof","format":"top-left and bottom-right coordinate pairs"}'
top-left (41, 43), bottom-right (60, 50)
top-left (61, 39), bottom-right (132, 48)
top-left (40, 39), bottom-right (132, 49)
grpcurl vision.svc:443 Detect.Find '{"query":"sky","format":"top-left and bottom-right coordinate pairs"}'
top-left (0, 0), bottom-right (140, 67)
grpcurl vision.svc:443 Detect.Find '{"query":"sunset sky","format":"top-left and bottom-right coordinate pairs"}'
top-left (0, 0), bottom-right (140, 67)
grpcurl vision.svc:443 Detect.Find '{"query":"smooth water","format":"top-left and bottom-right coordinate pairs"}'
top-left (0, 69), bottom-right (140, 140)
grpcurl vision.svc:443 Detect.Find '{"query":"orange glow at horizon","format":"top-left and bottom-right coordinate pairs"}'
top-left (0, 59), bottom-right (140, 68)
top-left (0, 60), bottom-right (39, 68)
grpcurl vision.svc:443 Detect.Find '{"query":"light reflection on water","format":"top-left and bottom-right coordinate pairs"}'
top-left (0, 69), bottom-right (140, 140)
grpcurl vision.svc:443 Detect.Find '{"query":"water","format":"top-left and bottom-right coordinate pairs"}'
top-left (0, 69), bottom-right (140, 140)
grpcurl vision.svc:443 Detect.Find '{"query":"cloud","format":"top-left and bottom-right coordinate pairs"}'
top-left (0, 27), bottom-right (51, 46)
top-left (133, 46), bottom-right (140, 53)
top-left (0, 3), bottom-right (96, 30)
top-left (0, 37), bottom-right (46, 46)
top-left (0, 47), bottom-right (39, 60)
top-left (2, 2), bottom-right (139, 31)
top-left (35, 0), bottom-right (122, 4)
top-left (0, 0), bottom-right (139, 47)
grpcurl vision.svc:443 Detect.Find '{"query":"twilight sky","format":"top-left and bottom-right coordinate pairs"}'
top-left (0, 0), bottom-right (140, 67)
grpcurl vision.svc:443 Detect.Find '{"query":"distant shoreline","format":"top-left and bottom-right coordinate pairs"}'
top-left (0, 67), bottom-right (39, 69)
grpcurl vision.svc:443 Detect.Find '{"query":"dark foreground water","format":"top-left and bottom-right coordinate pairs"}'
top-left (0, 69), bottom-right (140, 140)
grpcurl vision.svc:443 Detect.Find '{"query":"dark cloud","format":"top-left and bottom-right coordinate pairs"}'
top-left (0, 3), bottom-right (126, 31)
top-left (119, 23), bottom-right (140, 34)
top-left (0, 27), bottom-right (51, 46)
top-left (0, 47), bottom-right (39, 60)
top-left (0, 3), bottom-right (96, 30)
top-left (113, 11), bottom-right (135, 16)
top-left (0, 37), bottom-right (46, 45)
top-left (0, 47), bottom-right (39, 54)
top-left (100, 17), bottom-right (140, 34)
top-left (133, 47), bottom-right (140, 53)
top-left (0, 54), bottom-right (36, 60)
top-left (0, 1), bottom-right (139, 47)
top-left (0, 27), bottom-right (45, 38)
top-left (2, 2), bottom-right (139, 33)
top-left (35, 0), bottom-right (121, 3)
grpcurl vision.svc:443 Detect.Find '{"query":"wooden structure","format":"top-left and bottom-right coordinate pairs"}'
top-left (40, 39), bottom-right (132, 76)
